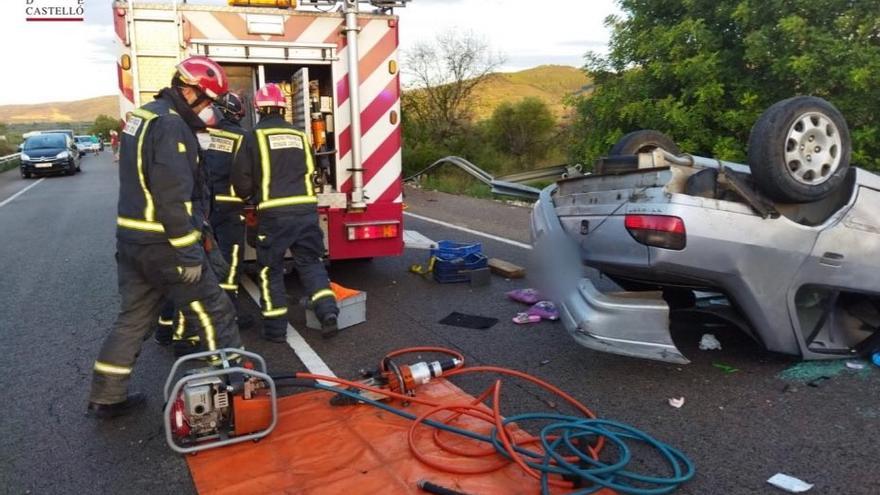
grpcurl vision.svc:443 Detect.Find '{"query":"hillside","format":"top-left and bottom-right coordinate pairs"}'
top-left (0, 65), bottom-right (590, 125)
top-left (471, 65), bottom-right (592, 120)
top-left (0, 96), bottom-right (118, 124)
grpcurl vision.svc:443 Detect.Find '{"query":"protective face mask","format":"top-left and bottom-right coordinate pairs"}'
top-left (198, 106), bottom-right (218, 127)
top-left (196, 132), bottom-right (212, 150)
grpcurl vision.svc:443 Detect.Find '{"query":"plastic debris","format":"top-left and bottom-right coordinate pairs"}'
top-left (767, 473), bottom-right (813, 493)
top-left (527, 301), bottom-right (559, 320)
top-left (846, 361), bottom-right (866, 370)
top-left (539, 359), bottom-right (551, 366)
top-left (506, 288), bottom-right (543, 305)
top-left (873, 352), bottom-right (880, 368)
top-left (713, 362), bottom-right (739, 374)
top-left (513, 313), bottom-right (541, 325)
top-left (699, 333), bottom-right (722, 351)
top-left (668, 397), bottom-right (685, 408)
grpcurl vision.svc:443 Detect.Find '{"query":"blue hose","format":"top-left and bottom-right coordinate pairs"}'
top-left (307, 383), bottom-right (694, 495)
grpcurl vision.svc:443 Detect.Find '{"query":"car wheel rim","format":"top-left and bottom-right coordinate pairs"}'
top-left (783, 112), bottom-right (842, 186)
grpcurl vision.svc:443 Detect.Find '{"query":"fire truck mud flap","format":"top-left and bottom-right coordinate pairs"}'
top-left (531, 185), bottom-right (689, 364)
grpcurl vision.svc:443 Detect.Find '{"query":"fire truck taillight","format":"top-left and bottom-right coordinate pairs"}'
top-left (347, 223), bottom-right (400, 241)
top-left (228, 0), bottom-right (295, 8)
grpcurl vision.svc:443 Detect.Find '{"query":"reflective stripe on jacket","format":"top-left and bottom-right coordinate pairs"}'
top-left (231, 114), bottom-right (317, 215)
top-left (115, 92), bottom-right (203, 266)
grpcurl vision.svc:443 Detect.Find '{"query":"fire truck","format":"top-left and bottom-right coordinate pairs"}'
top-left (112, 0), bottom-right (407, 260)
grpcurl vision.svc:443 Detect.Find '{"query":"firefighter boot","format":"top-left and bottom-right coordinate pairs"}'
top-left (87, 392), bottom-right (147, 420)
top-left (321, 314), bottom-right (339, 339)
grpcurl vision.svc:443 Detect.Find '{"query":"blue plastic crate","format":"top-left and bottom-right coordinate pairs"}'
top-left (431, 240), bottom-right (482, 261)
top-left (433, 253), bottom-right (488, 284)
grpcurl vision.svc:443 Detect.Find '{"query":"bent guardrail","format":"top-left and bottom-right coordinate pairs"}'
top-left (404, 156), bottom-right (584, 200)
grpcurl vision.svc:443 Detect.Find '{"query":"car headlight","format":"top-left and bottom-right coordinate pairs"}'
top-left (56, 151), bottom-right (69, 159)
top-left (20, 153), bottom-right (30, 161)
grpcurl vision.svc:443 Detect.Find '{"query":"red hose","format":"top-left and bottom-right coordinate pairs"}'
top-left (297, 346), bottom-right (603, 489)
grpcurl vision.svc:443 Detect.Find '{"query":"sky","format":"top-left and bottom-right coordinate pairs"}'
top-left (0, 0), bottom-right (620, 106)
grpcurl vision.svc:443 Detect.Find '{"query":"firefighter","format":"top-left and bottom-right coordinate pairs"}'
top-left (207, 92), bottom-right (248, 298)
top-left (231, 83), bottom-right (339, 342)
top-left (87, 56), bottom-right (242, 419)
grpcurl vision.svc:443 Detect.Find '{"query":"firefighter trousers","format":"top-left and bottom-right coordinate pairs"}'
top-left (256, 211), bottom-right (338, 337)
top-left (154, 225), bottom-right (234, 347)
top-left (211, 206), bottom-right (245, 295)
top-left (90, 240), bottom-right (242, 405)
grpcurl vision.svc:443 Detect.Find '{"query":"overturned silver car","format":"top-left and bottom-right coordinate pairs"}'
top-left (531, 96), bottom-right (880, 363)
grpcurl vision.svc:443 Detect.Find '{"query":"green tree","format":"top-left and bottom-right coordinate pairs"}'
top-left (571, 0), bottom-right (880, 170)
top-left (90, 114), bottom-right (121, 140)
top-left (487, 97), bottom-right (556, 169)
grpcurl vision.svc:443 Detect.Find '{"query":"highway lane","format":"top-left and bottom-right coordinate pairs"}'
top-left (1, 152), bottom-right (878, 494)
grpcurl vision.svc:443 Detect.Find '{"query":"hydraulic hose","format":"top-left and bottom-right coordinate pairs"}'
top-left (273, 347), bottom-right (694, 495)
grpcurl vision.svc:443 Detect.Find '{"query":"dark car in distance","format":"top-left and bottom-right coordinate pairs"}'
top-left (20, 133), bottom-right (81, 178)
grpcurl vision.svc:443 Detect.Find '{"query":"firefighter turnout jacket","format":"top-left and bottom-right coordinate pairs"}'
top-left (231, 114), bottom-right (316, 215)
top-left (206, 118), bottom-right (246, 206)
top-left (116, 92), bottom-right (204, 267)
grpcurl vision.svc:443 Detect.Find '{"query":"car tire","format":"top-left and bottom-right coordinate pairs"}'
top-left (747, 96), bottom-right (851, 203)
top-left (21, 170), bottom-right (31, 179)
top-left (598, 130), bottom-right (681, 174)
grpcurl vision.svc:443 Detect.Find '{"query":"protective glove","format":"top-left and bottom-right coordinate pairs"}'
top-left (180, 264), bottom-right (203, 284)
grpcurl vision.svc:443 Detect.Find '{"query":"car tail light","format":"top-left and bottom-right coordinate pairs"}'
top-left (346, 222), bottom-right (399, 241)
top-left (624, 215), bottom-right (686, 250)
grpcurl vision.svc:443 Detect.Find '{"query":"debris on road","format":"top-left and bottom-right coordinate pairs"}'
top-left (778, 360), bottom-right (870, 382)
top-left (488, 257), bottom-right (525, 278)
top-left (439, 312), bottom-right (498, 330)
top-left (699, 333), bottom-right (722, 351)
top-left (712, 362), bottom-right (739, 374)
top-left (527, 301), bottom-right (559, 321)
top-left (506, 288), bottom-right (543, 304)
top-left (807, 376), bottom-right (831, 388)
top-left (873, 352), bottom-right (880, 368)
top-left (513, 313), bottom-right (541, 324)
top-left (539, 359), bottom-right (551, 366)
top-left (668, 397), bottom-right (685, 408)
top-left (767, 473), bottom-right (813, 493)
top-left (845, 361), bottom-right (866, 370)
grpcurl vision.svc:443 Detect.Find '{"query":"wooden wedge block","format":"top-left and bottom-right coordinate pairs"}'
top-left (488, 258), bottom-right (525, 278)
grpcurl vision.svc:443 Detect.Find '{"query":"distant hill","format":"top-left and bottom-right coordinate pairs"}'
top-left (0, 96), bottom-right (118, 124)
top-left (0, 65), bottom-right (590, 125)
top-left (471, 65), bottom-right (592, 120)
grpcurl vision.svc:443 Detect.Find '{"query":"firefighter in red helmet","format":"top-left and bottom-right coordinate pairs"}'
top-left (232, 83), bottom-right (339, 342)
top-left (87, 55), bottom-right (242, 419)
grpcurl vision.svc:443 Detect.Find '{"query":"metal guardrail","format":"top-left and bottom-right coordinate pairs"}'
top-left (0, 153), bottom-right (21, 164)
top-left (404, 156), bottom-right (584, 200)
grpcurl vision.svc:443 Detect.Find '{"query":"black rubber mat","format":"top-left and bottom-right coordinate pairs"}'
top-left (438, 312), bottom-right (498, 330)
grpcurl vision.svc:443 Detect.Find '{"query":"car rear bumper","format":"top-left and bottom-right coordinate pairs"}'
top-left (531, 185), bottom-right (689, 364)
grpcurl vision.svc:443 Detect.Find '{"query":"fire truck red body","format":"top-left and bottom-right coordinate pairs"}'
top-left (113, 0), bottom-right (405, 259)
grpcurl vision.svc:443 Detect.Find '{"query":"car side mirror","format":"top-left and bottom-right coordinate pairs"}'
top-left (18, 144), bottom-right (23, 152)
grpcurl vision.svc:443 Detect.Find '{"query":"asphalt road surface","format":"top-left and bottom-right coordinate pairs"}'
top-left (1, 152), bottom-right (878, 494)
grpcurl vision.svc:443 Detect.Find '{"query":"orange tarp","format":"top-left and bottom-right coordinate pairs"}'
top-left (186, 379), bottom-right (615, 495)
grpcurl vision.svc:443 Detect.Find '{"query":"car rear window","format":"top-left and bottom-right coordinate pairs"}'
top-left (25, 134), bottom-right (66, 150)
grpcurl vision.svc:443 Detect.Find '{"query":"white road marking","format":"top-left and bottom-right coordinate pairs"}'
top-left (240, 275), bottom-right (337, 385)
top-left (0, 178), bottom-right (45, 209)
top-left (403, 211), bottom-right (533, 251)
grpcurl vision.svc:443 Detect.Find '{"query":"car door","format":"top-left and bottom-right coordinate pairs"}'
top-left (788, 182), bottom-right (880, 357)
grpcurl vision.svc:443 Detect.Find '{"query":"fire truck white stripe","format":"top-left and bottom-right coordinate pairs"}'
top-left (186, 11), bottom-right (235, 40)
top-left (337, 102), bottom-right (399, 187)
top-left (241, 276), bottom-right (337, 384)
top-left (363, 148), bottom-right (401, 202)
top-left (333, 19), bottom-right (389, 85)
top-left (298, 16), bottom-right (343, 45)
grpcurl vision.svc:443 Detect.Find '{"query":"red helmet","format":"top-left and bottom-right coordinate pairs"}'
top-left (175, 56), bottom-right (228, 100)
top-left (254, 83), bottom-right (286, 109)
